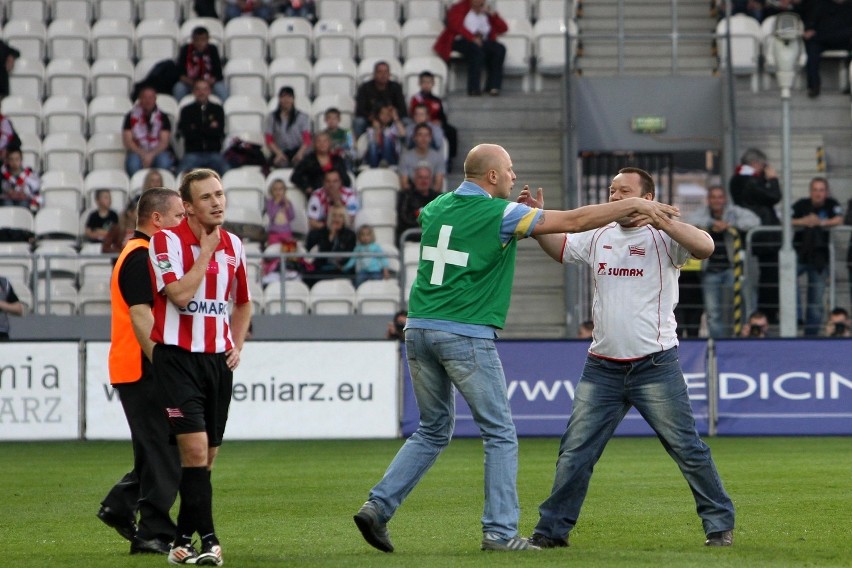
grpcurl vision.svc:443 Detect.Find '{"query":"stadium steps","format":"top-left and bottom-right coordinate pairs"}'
top-left (444, 92), bottom-right (568, 338)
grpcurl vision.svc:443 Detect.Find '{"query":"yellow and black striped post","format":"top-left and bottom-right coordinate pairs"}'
top-left (729, 227), bottom-right (744, 337)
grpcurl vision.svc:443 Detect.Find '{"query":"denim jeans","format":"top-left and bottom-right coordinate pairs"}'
top-left (126, 151), bottom-right (174, 178)
top-left (366, 137), bottom-right (397, 168)
top-left (178, 152), bottom-right (230, 176)
top-left (797, 264), bottom-right (828, 337)
top-left (369, 328), bottom-right (520, 537)
top-left (172, 81), bottom-right (229, 103)
top-left (702, 269), bottom-right (734, 338)
top-left (535, 347), bottom-right (735, 539)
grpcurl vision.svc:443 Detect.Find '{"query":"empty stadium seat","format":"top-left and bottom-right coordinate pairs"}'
top-left (222, 168), bottom-right (266, 212)
top-left (354, 206), bottom-right (397, 247)
top-left (268, 57), bottom-right (313, 103)
top-left (35, 209), bottom-right (81, 243)
top-left (8, 1), bottom-right (47, 24)
top-left (403, 0), bottom-right (445, 21)
top-left (313, 19), bottom-right (357, 60)
top-left (43, 132), bottom-right (87, 173)
top-left (137, 0), bottom-right (182, 22)
top-left (400, 18), bottom-right (442, 61)
top-left (224, 16), bottom-right (268, 61)
top-left (78, 280), bottom-right (112, 315)
top-left (268, 17), bottom-right (313, 61)
top-left (537, 0), bottom-right (576, 20)
top-left (357, 19), bottom-right (402, 61)
top-left (360, 0), bottom-right (402, 24)
top-left (155, 93), bottom-right (179, 127)
top-left (136, 19), bottom-right (180, 61)
top-left (263, 279), bottom-right (311, 315)
top-left (533, 18), bottom-right (576, 92)
top-left (715, 13), bottom-right (762, 93)
top-left (90, 58), bottom-right (135, 98)
top-left (1, 96), bottom-right (42, 137)
top-left (88, 95), bottom-right (132, 134)
top-left (309, 278), bottom-right (357, 315)
top-left (223, 95), bottom-right (268, 134)
top-left (316, 0), bottom-right (358, 22)
top-left (46, 19), bottom-right (91, 61)
top-left (87, 132), bottom-right (127, 171)
top-left (36, 279), bottom-right (79, 315)
top-left (40, 170), bottom-right (85, 212)
top-left (0, 206), bottom-right (35, 239)
top-left (493, 0), bottom-right (531, 21)
top-left (3, 20), bottom-right (47, 61)
top-left (16, 132), bottom-right (43, 173)
top-left (313, 57), bottom-right (358, 99)
top-left (42, 95), bottom-right (88, 137)
top-left (45, 58), bottom-right (91, 99)
top-left (501, 19), bottom-right (534, 92)
top-left (356, 278), bottom-right (401, 315)
top-left (52, 0), bottom-right (94, 22)
top-left (95, 0), bottom-right (135, 21)
top-left (224, 58), bottom-right (269, 98)
top-left (8, 58), bottom-right (45, 101)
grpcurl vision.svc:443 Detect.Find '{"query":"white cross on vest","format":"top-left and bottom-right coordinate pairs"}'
top-left (421, 224), bottom-right (469, 285)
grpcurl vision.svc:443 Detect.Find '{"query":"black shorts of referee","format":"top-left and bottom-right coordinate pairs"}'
top-left (152, 343), bottom-right (233, 447)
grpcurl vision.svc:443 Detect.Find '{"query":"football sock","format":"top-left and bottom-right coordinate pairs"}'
top-left (195, 468), bottom-right (215, 538)
top-left (175, 466), bottom-right (208, 544)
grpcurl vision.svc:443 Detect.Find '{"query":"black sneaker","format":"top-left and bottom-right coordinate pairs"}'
top-left (528, 532), bottom-right (569, 548)
top-left (353, 500), bottom-right (394, 552)
top-left (96, 506), bottom-right (137, 542)
top-left (705, 530), bottom-right (734, 546)
top-left (130, 536), bottom-right (171, 555)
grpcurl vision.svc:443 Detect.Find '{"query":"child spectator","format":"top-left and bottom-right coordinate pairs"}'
top-left (404, 104), bottom-right (445, 152)
top-left (323, 107), bottom-right (356, 170)
top-left (262, 178), bottom-right (298, 280)
top-left (0, 148), bottom-right (41, 212)
top-left (344, 224), bottom-right (390, 287)
top-left (279, 0), bottom-right (316, 21)
top-left (0, 111), bottom-right (21, 164)
top-left (365, 104), bottom-right (405, 168)
top-left (85, 189), bottom-right (119, 243)
top-left (102, 195), bottom-right (140, 254)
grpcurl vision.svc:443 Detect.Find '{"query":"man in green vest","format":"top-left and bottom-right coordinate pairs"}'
top-left (353, 144), bottom-right (678, 553)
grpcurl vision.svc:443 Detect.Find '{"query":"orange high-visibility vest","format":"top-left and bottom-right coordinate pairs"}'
top-left (108, 237), bottom-right (149, 385)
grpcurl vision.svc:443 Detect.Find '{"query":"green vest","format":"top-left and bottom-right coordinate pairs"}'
top-left (408, 192), bottom-right (516, 329)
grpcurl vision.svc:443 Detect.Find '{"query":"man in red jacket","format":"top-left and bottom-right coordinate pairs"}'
top-left (434, 0), bottom-right (508, 96)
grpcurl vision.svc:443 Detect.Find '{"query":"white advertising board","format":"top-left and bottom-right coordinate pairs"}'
top-left (84, 341), bottom-right (399, 440)
top-left (0, 342), bottom-right (81, 440)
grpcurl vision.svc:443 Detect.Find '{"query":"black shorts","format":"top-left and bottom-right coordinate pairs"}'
top-left (152, 343), bottom-right (233, 447)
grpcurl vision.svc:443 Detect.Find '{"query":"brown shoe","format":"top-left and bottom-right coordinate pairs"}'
top-left (705, 530), bottom-right (733, 546)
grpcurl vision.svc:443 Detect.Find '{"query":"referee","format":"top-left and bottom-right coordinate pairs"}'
top-left (148, 169), bottom-right (252, 566)
top-left (98, 188), bottom-right (186, 554)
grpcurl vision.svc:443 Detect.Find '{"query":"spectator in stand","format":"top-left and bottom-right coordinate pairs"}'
top-left (741, 310), bottom-right (770, 337)
top-left (143, 169), bottom-right (165, 191)
top-left (122, 85), bottom-right (175, 177)
top-left (434, 0), bottom-right (508, 96)
top-left (307, 169), bottom-right (358, 230)
top-left (730, 148), bottom-right (781, 324)
top-left (291, 131), bottom-right (351, 194)
top-left (398, 124), bottom-right (445, 192)
top-left (687, 185), bottom-right (761, 338)
top-left (85, 189), bottom-right (120, 243)
top-left (802, 0), bottom-right (852, 97)
top-left (386, 310), bottom-right (407, 340)
top-left (0, 111), bottom-right (20, 164)
top-left (303, 205), bottom-right (357, 287)
top-left (177, 79), bottom-right (228, 176)
top-left (262, 178), bottom-right (297, 279)
top-left (224, 0), bottom-right (275, 22)
top-left (576, 320), bottom-right (594, 339)
top-left (279, 0), bottom-right (316, 21)
top-left (365, 103), bottom-right (406, 169)
top-left (323, 107), bottom-right (356, 171)
top-left (404, 104), bottom-right (444, 153)
top-left (354, 61), bottom-right (407, 139)
top-left (715, 0), bottom-right (766, 21)
top-left (0, 148), bottom-right (41, 212)
top-left (791, 176), bottom-right (843, 336)
top-left (0, 275), bottom-right (24, 340)
top-left (173, 27), bottom-right (227, 103)
top-left (396, 165), bottom-right (440, 243)
top-left (193, 0), bottom-right (218, 17)
top-left (763, 0), bottom-right (805, 19)
top-left (265, 86), bottom-right (312, 169)
top-left (0, 40), bottom-right (20, 100)
top-left (409, 71), bottom-right (458, 171)
top-left (343, 224), bottom-right (390, 288)
top-left (824, 307), bottom-right (851, 337)
top-left (102, 194), bottom-right (140, 254)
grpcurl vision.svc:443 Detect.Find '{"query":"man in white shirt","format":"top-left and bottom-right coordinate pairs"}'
top-left (520, 167), bottom-right (736, 549)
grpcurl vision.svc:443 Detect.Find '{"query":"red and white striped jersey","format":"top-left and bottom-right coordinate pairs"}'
top-left (560, 222), bottom-right (702, 360)
top-left (149, 219), bottom-right (251, 353)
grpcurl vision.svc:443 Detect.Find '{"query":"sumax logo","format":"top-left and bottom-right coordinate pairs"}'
top-left (604, 267), bottom-right (644, 277)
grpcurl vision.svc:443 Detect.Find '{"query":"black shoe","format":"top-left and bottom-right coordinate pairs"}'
top-left (130, 536), bottom-right (171, 555)
top-left (807, 86), bottom-right (820, 98)
top-left (705, 529), bottom-right (734, 546)
top-left (97, 506), bottom-right (137, 542)
top-left (353, 501), bottom-right (394, 552)
top-left (528, 532), bottom-right (569, 548)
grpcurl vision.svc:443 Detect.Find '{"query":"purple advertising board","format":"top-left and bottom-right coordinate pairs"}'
top-left (714, 339), bottom-right (852, 435)
top-left (401, 340), bottom-right (709, 437)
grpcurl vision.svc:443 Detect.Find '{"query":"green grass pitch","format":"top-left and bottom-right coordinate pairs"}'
top-left (1, 437), bottom-right (849, 567)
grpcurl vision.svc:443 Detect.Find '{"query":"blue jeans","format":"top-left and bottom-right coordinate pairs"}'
top-left (535, 347), bottom-right (735, 539)
top-left (797, 264), bottom-right (828, 337)
top-left (366, 137), bottom-right (398, 168)
top-left (178, 152), bottom-right (230, 176)
top-left (702, 269), bottom-right (734, 338)
top-left (126, 151), bottom-right (174, 178)
top-left (172, 80), bottom-right (229, 103)
top-left (368, 328), bottom-right (520, 537)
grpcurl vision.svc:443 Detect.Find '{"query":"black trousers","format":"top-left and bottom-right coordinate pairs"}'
top-left (101, 375), bottom-right (181, 541)
top-left (452, 38), bottom-right (506, 94)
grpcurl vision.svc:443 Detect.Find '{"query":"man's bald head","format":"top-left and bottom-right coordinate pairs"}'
top-left (463, 144), bottom-right (516, 199)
